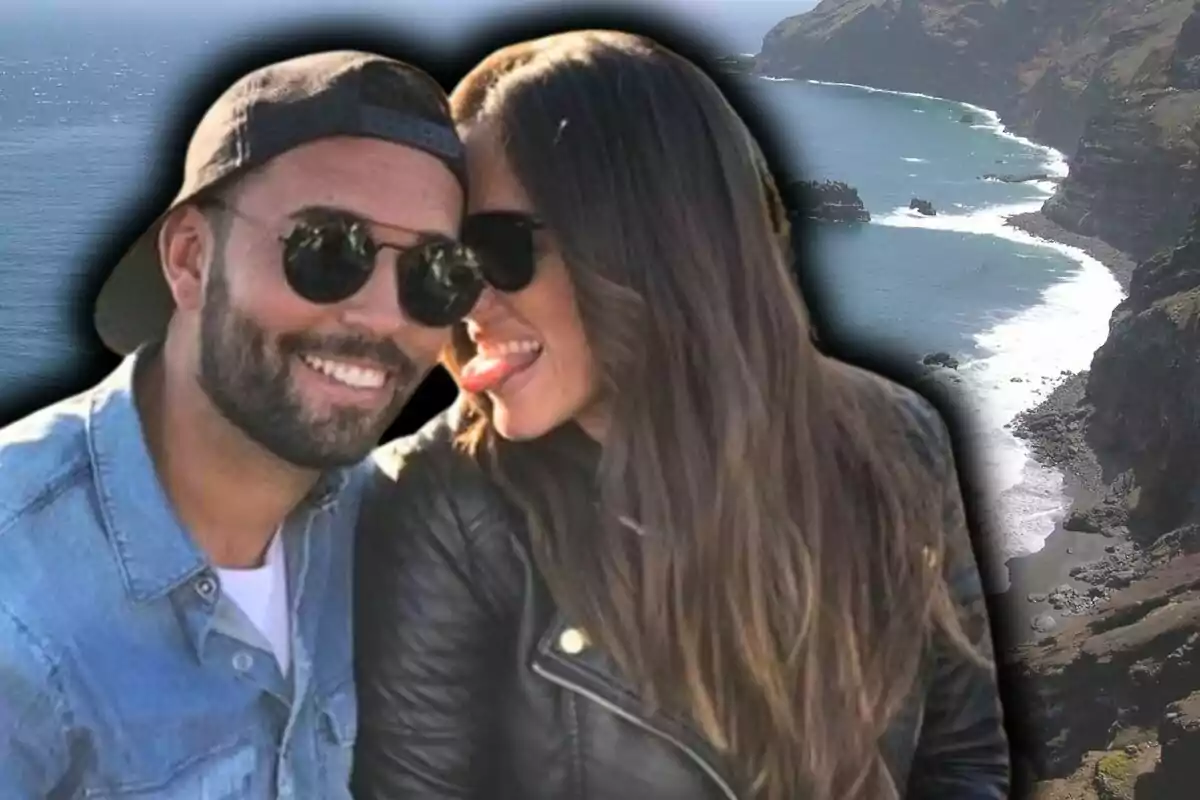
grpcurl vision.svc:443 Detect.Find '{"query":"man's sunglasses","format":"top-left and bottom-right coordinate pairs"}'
top-left (213, 202), bottom-right (545, 328)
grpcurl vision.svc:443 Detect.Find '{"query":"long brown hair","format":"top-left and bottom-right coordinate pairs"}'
top-left (447, 30), bottom-right (988, 799)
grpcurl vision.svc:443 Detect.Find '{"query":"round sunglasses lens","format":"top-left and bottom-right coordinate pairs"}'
top-left (462, 214), bottom-right (537, 293)
top-left (397, 242), bottom-right (483, 327)
top-left (283, 222), bottom-right (374, 304)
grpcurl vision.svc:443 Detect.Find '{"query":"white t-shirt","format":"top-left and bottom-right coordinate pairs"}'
top-left (215, 528), bottom-right (291, 675)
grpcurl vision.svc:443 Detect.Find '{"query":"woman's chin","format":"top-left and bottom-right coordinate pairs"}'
top-left (490, 402), bottom-right (554, 442)
top-left (488, 389), bottom-right (607, 443)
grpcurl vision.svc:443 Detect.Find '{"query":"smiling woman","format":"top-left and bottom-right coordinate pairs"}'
top-left (451, 159), bottom-right (606, 440)
top-left (352, 28), bottom-right (1010, 800)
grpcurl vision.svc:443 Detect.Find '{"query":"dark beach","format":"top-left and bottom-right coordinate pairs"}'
top-left (996, 474), bottom-right (1114, 645)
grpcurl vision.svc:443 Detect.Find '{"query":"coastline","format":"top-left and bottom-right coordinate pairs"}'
top-left (991, 211), bottom-right (1136, 644)
top-left (991, 216), bottom-right (1135, 645)
top-left (748, 70), bottom-right (1140, 643)
top-left (1006, 211), bottom-right (1137, 293)
top-left (806, 78), bottom-right (1143, 644)
top-left (788, 76), bottom-right (1142, 643)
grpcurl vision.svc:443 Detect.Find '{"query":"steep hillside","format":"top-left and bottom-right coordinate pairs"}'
top-left (1084, 208), bottom-right (1200, 543)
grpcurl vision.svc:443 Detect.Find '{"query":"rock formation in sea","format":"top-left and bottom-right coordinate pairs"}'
top-left (713, 53), bottom-right (756, 75)
top-left (981, 171), bottom-right (1054, 184)
top-left (783, 179), bottom-right (871, 223)
top-left (922, 351), bottom-right (959, 370)
top-left (908, 197), bottom-right (936, 216)
top-left (754, 0), bottom-right (1200, 262)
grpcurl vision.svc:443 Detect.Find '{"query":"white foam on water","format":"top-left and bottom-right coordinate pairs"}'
top-left (876, 198), bottom-right (1124, 565)
top-left (959, 102), bottom-right (1069, 178)
top-left (964, 252), bottom-right (1121, 557)
top-left (760, 74), bottom-right (1127, 571)
top-left (804, 81), bottom-right (1121, 555)
top-left (902, 156), bottom-right (928, 163)
top-left (799, 78), bottom-right (1071, 173)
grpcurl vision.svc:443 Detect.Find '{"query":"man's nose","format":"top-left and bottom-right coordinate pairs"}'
top-left (339, 257), bottom-right (408, 336)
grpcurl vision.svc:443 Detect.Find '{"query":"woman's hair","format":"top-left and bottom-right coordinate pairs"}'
top-left (447, 30), bottom-right (989, 800)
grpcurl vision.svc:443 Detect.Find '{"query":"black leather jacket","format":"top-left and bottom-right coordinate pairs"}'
top-left (351, 381), bottom-right (1010, 799)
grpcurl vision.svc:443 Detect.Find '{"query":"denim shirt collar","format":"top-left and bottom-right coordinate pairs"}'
top-left (85, 345), bottom-right (351, 604)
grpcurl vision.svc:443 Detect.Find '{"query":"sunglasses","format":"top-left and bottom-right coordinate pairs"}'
top-left (212, 203), bottom-right (545, 328)
top-left (279, 209), bottom-right (480, 328)
top-left (460, 210), bottom-right (543, 294)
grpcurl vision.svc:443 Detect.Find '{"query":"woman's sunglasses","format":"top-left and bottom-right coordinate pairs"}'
top-left (460, 210), bottom-right (542, 294)
top-left (220, 204), bottom-right (546, 328)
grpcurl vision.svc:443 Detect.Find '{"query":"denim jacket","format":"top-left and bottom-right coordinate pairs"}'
top-left (0, 348), bottom-right (365, 799)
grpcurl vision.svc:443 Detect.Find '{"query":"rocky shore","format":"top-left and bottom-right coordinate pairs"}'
top-left (1006, 212), bottom-right (1139, 293)
top-left (983, 216), bottom-right (1136, 644)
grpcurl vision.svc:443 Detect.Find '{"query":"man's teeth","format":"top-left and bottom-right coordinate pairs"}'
top-left (301, 355), bottom-right (387, 389)
top-left (478, 339), bottom-right (543, 357)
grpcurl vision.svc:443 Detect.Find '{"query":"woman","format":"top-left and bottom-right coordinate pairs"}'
top-left (351, 30), bottom-right (1009, 800)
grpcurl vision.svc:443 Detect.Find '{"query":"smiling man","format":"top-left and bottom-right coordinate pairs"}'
top-left (0, 51), bottom-right (472, 798)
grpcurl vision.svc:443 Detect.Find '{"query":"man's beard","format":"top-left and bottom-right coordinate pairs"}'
top-left (197, 259), bottom-right (420, 469)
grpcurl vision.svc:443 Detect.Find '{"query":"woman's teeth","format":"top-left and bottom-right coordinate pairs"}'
top-left (476, 339), bottom-right (543, 357)
top-left (301, 354), bottom-right (387, 389)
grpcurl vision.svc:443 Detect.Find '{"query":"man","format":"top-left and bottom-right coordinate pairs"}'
top-left (0, 50), bottom-right (471, 797)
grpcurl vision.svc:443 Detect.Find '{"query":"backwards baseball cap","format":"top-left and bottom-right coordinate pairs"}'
top-left (93, 50), bottom-right (466, 356)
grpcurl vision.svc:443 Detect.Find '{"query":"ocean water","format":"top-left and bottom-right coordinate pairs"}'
top-left (0, 5), bottom-right (1124, 584)
top-left (743, 77), bottom-right (1125, 581)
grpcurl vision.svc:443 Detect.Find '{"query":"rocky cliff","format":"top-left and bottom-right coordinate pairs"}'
top-left (1010, 547), bottom-right (1200, 798)
top-left (1084, 209), bottom-right (1200, 542)
top-left (1006, 208), bottom-right (1200, 797)
top-left (755, 0), bottom-right (1200, 261)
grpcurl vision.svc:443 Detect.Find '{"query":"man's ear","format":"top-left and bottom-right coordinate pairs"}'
top-left (158, 204), bottom-right (217, 312)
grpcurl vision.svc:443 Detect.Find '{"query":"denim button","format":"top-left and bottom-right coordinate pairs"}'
top-left (232, 651), bottom-right (254, 672)
top-left (194, 575), bottom-right (217, 600)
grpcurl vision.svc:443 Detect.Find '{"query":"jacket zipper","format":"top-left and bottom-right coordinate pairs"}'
top-left (531, 661), bottom-right (740, 800)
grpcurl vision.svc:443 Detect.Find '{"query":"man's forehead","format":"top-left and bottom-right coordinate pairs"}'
top-left (246, 137), bottom-right (463, 231)
top-left (259, 137), bottom-right (449, 190)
